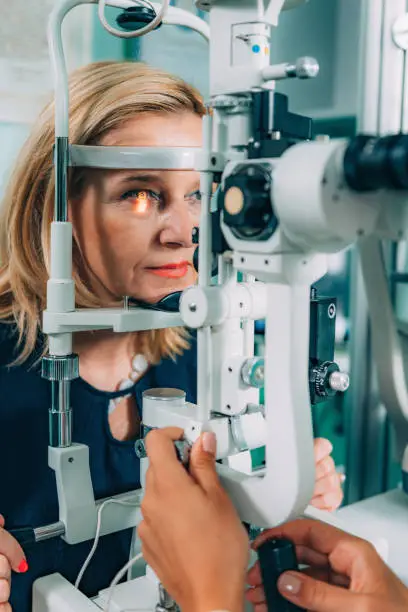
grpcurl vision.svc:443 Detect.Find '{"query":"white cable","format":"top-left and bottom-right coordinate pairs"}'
top-left (98, 0), bottom-right (170, 38)
top-left (103, 552), bottom-right (144, 612)
top-left (75, 498), bottom-right (139, 590)
top-left (127, 527), bottom-right (139, 581)
top-left (257, 0), bottom-right (264, 19)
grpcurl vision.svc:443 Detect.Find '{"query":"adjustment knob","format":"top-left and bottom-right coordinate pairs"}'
top-left (329, 370), bottom-right (350, 393)
top-left (220, 164), bottom-right (277, 241)
top-left (241, 357), bottom-right (265, 388)
top-left (41, 354), bottom-right (79, 381)
top-left (310, 361), bottom-right (349, 400)
top-left (288, 56), bottom-right (319, 79)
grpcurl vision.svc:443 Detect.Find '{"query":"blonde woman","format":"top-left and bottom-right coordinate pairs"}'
top-left (0, 61), bottom-right (342, 612)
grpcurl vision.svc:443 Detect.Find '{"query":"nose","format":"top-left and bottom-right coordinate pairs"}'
top-left (159, 202), bottom-right (196, 249)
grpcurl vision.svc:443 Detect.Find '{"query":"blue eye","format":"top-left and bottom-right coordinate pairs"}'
top-left (185, 190), bottom-right (202, 204)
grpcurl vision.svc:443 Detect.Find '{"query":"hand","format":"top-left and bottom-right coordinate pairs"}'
top-left (311, 439), bottom-right (344, 511)
top-left (0, 514), bottom-right (28, 612)
top-left (247, 519), bottom-right (408, 612)
top-left (139, 428), bottom-right (250, 612)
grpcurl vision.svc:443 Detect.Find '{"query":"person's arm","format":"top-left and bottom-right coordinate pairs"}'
top-left (247, 519), bottom-right (408, 612)
top-left (139, 428), bottom-right (249, 612)
top-left (0, 513), bottom-right (28, 609)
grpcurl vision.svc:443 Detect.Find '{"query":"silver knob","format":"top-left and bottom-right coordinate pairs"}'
top-left (329, 371), bottom-right (350, 393)
top-left (241, 357), bottom-right (265, 389)
top-left (41, 354), bottom-right (79, 381)
top-left (286, 56), bottom-right (319, 79)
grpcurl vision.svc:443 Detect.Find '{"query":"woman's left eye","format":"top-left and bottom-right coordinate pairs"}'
top-left (120, 189), bottom-right (161, 215)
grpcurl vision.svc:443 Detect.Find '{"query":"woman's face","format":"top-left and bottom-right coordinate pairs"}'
top-left (70, 112), bottom-right (202, 304)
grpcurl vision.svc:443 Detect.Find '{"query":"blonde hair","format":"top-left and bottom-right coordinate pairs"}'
top-left (0, 61), bottom-right (206, 364)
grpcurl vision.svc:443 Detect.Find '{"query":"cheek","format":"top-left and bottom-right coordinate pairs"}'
top-left (101, 213), bottom-right (154, 265)
top-left (75, 205), bottom-right (154, 287)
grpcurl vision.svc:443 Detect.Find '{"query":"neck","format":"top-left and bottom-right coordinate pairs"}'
top-left (73, 330), bottom-right (141, 392)
top-left (74, 329), bottom-right (135, 357)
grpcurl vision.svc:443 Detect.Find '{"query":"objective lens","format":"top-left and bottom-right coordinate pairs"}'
top-left (344, 134), bottom-right (408, 192)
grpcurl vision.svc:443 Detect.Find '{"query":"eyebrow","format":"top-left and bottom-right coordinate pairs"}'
top-left (117, 173), bottom-right (163, 185)
top-left (114, 173), bottom-right (201, 195)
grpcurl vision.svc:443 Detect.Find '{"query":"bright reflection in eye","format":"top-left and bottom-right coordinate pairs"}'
top-left (132, 191), bottom-right (150, 215)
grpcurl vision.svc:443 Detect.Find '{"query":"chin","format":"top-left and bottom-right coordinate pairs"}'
top-left (131, 275), bottom-right (196, 305)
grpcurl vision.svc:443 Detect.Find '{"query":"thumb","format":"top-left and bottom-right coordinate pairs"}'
top-left (277, 571), bottom-right (363, 612)
top-left (189, 432), bottom-right (219, 493)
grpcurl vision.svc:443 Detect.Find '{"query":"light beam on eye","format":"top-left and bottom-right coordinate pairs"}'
top-left (132, 191), bottom-right (149, 215)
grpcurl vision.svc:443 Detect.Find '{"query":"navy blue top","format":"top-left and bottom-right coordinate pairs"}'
top-left (0, 324), bottom-right (197, 612)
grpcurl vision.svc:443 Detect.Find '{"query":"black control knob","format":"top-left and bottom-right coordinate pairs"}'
top-left (116, 6), bottom-right (162, 31)
top-left (219, 164), bottom-right (277, 241)
top-left (258, 538), bottom-right (305, 612)
top-left (193, 246), bottom-right (219, 277)
top-left (309, 361), bottom-right (349, 401)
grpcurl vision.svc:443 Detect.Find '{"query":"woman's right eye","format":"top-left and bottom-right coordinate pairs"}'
top-left (119, 189), bottom-right (161, 216)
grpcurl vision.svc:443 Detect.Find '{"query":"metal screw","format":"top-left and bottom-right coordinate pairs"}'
top-left (189, 303), bottom-right (197, 313)
top-left (328, 303), bottom-right (336, 319)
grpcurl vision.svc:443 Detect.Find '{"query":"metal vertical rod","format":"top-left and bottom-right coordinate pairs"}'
top-left (49, 380), bottom-right (72, 447)
top-left (54, 137), bottom-right (69, 222)
top-left (198, 113), bottom-right (213, 287)
top-left (197, 113), bottom-right (214, 422)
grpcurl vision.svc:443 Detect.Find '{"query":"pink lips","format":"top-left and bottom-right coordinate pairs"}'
top-left (147, 262), bottom-right (190, 279)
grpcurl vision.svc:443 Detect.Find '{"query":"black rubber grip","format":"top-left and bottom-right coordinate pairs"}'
top-left (257, 537), bottom-right (305, 612)
top-left (8, 527), bottom-right (36, 548)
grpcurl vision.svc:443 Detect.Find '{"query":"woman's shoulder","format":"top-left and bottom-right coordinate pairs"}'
top-left (0, 321), bottom-right (43, 369)
top-left (0, 322), bottom-right (20, 366)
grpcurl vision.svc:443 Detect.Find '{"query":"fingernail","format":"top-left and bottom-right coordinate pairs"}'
top-left (278, 572), bottom-right (302, 596)
top-left (202, 432), bottom-right (216, 455)
top-left (18, 559), bottom-right (29, 573)
top-left (340, 473), bottom-right (346, 484)
top-left (322, 439), bottom-right (333, 454)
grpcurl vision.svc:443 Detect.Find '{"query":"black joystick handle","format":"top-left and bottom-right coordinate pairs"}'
top-left (257, 538), bottom-right (305, 612)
